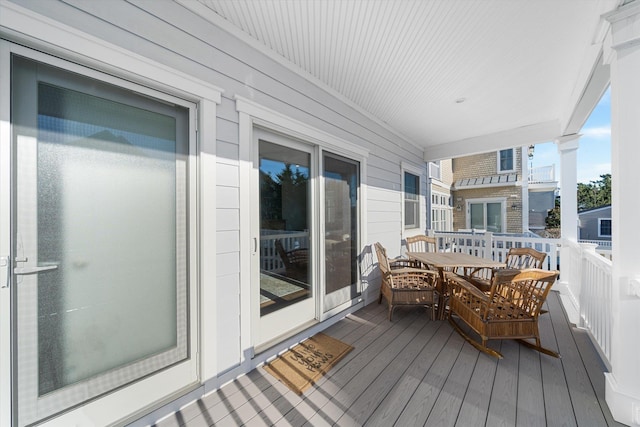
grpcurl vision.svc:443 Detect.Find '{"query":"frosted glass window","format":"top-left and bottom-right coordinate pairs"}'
top-left (12, 54), bottom-right (191, 426)
top-left (35, 82), bottom-right (189, 393)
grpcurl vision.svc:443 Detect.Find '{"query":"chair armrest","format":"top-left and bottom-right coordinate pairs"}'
top-left (448, 275), bottom-right (490, 302)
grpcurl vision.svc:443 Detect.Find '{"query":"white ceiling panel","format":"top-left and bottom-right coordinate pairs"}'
top-left (198, 0), bottom-right (620, 155)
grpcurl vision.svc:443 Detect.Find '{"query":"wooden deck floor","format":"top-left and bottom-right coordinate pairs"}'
top-left (155, 292), bottom-right (622, 427)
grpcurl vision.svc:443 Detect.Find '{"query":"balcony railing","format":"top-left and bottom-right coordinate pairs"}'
top-left (529, 164), bottom-right (556, 183)
top-left (430, 231), bottom-right (613, 368)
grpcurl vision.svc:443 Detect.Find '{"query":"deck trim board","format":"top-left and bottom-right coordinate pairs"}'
top-left (166, 291), bottom-right (619, 427)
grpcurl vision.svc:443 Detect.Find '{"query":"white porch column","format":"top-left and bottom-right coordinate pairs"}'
top-left (554, 135), bottom-right (580, 306)
top-left (556, 134), bottom-right (580, 242)
top-left (604, 3), bottom-right (640, 426)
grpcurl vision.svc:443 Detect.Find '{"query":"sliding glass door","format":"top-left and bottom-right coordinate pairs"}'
top-left (10, 54), bottom-right (197, 425)
top-left (252, 128), bottom-right (363, 348)
top-left (323, 153), bottom-right (360, 312)
top-left (255, 131), bottom-right (315, 347)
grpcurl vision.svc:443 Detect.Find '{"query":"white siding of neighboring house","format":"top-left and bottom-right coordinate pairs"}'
top-left (0, 1), bottom-right (427, 424)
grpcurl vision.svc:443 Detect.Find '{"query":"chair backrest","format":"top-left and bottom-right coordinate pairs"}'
top-left (505, 247), bottom-right (546, 270)
top-left (491, 268), bottom-right (558, 316)
top-left (274, 239), bottom-right (291, 268)
top-left (374, 242), bottom-right (391, 277)
top-left (406, 235), bottom-right (437, 253)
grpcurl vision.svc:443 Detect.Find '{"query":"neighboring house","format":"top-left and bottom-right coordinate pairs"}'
top-left (451, 148), bottom-right (526, 233)
top-left (428, 147), bottom-right (558, 234)
top-left (579, 205), bottom-right (612, 242)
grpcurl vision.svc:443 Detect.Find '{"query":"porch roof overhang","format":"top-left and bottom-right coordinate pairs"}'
top-left (188, 0), bottom-right (621, 160)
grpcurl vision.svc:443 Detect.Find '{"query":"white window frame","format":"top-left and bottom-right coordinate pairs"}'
top-left (497, 148), bottom-right (516, 173)
top-left (431, 190), bottom-right (453, 231)
top-left (599, 218), bottom-right (612, 237)
top-left (402, 162), bottom-right (423, 231)
top-left (466, 197), bottom-right (507, 232)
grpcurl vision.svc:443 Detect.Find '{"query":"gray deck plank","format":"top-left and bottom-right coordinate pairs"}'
top-left (302, 309), bottom-right (429, 426)
top-left (281, 308), bottom-right (422, 426)
top-left (538, 298), bottom-right (578, 427)
top-left (335, 319), bottom-right (444, 426)
top-left (547, 293), bottom-right (610, 427)
top-left (364, 322), bottom-right (455, 426)
top-left (393, 331), bottom-right (466, 426)
top-left (424, 341), bottom-right (480, 426)
top-left (485, 340), bottom-right (519, 427)
top-left (516, 345), bottom-right (545, 427)
top-left (454, 342), bottom-right (498, 427)
top-left (166, 290), bottom-right (619, 427)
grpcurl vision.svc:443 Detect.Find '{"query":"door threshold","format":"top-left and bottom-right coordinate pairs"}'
top-left (254, 319), bottom-right (319, 355)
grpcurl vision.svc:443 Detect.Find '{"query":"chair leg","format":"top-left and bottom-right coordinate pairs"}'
top-left (388, 304), bottom-right (394, 321)
top-left (448, 316), bottom-right (504, 359)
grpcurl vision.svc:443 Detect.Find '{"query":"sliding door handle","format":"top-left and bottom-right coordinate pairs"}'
top-left (14, 264), bottom-right (58, 275)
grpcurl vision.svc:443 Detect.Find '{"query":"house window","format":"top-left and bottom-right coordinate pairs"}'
top-left (498, 148), bottom-right (515, 173)
top-left (431, 191), bottom-right (453, 231)
top-left (429, 161), bottom-right (441, 180)
top-left (467, 199), bottom-right (505, 232)
top-left (404, 171), bottom-right (420, 229)
top-left (599, 218), bottom-right (612, 237)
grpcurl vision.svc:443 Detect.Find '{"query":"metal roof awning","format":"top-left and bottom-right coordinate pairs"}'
top-left (453, 173), bottom-right (520, 190)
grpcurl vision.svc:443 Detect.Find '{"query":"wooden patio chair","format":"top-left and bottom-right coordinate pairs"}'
top-left (275, 239), bottom-right (309, 282)
top-left (405, 235), bottom-right (437, 253)
top-left (465, 247), bottom-right (547, 292)
top-left (374, 242), bottom-right (439, 321)
top-left (447, 268), bottom-right (560, 359)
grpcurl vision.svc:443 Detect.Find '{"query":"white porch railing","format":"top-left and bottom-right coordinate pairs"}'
top-left (432, 231), bottom-right (560, 271)
top-left (562, 240), bottom-right (613, 369)
top-left (260, 231), bottom-right (309, 272)
top-left (431, 231), bottom-right (613, 368)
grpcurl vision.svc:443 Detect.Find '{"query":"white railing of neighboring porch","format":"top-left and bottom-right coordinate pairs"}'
top-left (430, 231), bottom-right (613, 368)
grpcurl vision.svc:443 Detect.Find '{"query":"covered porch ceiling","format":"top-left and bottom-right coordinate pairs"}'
top-left (189, 0), bottom-right (620, 160)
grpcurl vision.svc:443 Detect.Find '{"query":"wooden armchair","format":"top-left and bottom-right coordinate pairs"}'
top-left (466, 247), bottom-right (547, 292)
top-left (447, 268), bottom-right (559, 359)
top-left (275, 239), bottom-right (309, 282)
top-left (374, 242), bottom-right (439, 321)
top-left (405, 235), bottom-right (437, 253)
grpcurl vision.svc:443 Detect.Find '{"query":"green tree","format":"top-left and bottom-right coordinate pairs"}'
top-left (546, 196), bottom-right (560, 228)
top-left (577, 174), bottom-right (611, 211)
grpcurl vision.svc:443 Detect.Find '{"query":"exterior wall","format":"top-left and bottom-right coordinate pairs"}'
top-left (578, 207), bottom-right (612, 241)
top-left (0, 1), bottom-right (428, 425)
top-left (452, 187), bottom-right (524, 233)
top-left (451, 148), bottom-right (523, 233)
top-left (452, 148), bottom-right (522, 180)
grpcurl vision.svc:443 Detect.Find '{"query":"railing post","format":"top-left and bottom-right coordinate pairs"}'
top-left (578, 243), bottom-right (598, 329)
top-left (483, 232), bottom-right (493, 259)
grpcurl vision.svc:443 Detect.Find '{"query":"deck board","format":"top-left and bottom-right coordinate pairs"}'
top-left (155, 292), bottom-right (620, 427)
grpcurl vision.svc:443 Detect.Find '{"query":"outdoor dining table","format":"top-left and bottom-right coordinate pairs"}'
top-left (406, 251), bottom-right (506, 319)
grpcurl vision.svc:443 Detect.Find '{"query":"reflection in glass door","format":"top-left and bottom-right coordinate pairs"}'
top-left (323, 153), bottom-right (360, 312)
top-left (256, 137), bottom-right (315, 346)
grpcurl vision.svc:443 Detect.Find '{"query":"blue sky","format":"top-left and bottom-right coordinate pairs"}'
top-left (531, 87), bottom-right (611, 185)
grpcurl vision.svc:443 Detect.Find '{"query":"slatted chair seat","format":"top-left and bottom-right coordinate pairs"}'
top-left (447, 268), bottom-right (560, 359)
top-left (374, 242), bottom-right (439, 321)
